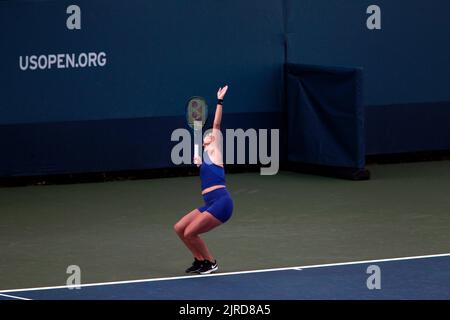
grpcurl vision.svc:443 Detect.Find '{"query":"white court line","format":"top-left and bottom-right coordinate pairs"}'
top-left (1, 252), bottom-right (449, 294)
top-left (0, 293), bottom-right (32, 300)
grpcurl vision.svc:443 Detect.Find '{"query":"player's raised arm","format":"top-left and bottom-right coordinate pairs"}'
top-left (213, 85), bottom-right (228, 133)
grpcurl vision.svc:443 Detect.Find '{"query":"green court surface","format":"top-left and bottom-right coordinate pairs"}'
top-left (1, 161), bottom-right (449, 291)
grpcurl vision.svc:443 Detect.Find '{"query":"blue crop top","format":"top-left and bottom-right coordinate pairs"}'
top-left (200, 151), bottom-right (226, 190)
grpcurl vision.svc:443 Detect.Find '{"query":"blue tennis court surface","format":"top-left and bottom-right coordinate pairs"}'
top-left (1, 254), bottom-right (449, 300)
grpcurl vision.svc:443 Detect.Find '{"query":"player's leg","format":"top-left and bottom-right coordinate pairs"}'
top-left (174, 209), bottom-right (205, 260)
top-left (183, 212), bottom-right (223, 273)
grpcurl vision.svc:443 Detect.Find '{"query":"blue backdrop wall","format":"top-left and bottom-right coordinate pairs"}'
top-left (0, 0), bottom-right (449, 177)
top-left (0, 0), bottom-right (284, 124)
top-left (285, 0), bottom-right (450, 154)
top-left (0, 0), bottom-right (285, 176)
top-left (286, 0), bottom-right (450, 105)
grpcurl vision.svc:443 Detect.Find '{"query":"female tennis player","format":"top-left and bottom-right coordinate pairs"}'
top-left (174, 85), bottom-right (233, 274)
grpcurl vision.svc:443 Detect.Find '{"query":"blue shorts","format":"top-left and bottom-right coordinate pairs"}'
top-left (197, 188), bottom-right (234, 223)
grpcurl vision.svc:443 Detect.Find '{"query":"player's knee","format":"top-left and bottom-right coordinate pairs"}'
top-left (173, 222), bottom-right (184, 237)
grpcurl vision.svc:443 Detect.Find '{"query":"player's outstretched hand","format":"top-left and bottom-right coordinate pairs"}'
top-left (217, 85), bottom-right (228, 100)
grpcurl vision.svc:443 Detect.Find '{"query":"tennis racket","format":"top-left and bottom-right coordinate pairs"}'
top-left (186, 96), bottom-right (208, 158)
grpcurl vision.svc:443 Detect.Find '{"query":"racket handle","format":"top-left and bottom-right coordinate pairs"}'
top-left (194, 144), bottom-right (199, 158)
